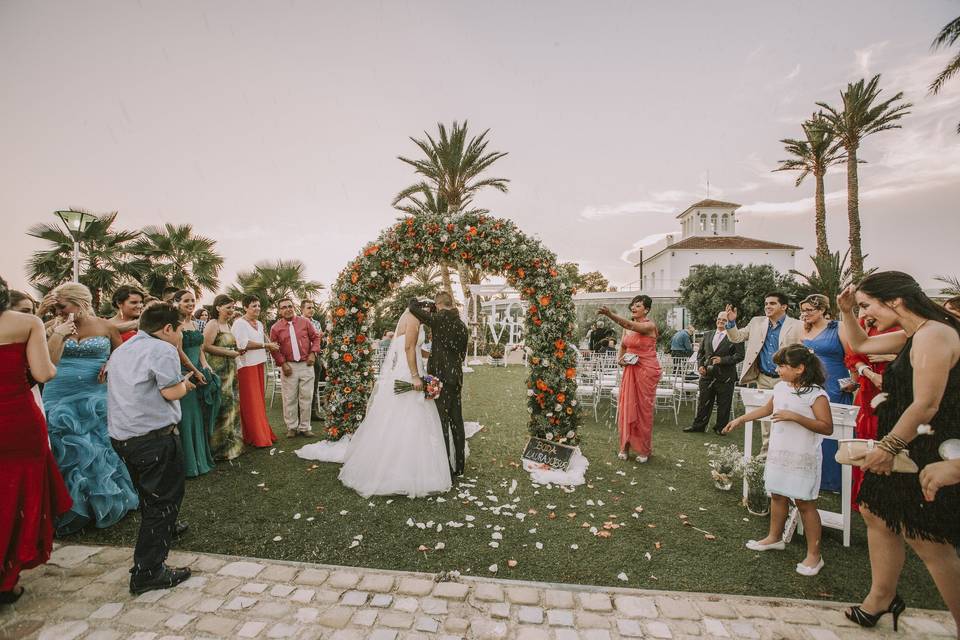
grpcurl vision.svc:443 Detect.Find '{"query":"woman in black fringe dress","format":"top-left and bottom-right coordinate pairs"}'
top-left (840, 272), bottom-right (960, 634)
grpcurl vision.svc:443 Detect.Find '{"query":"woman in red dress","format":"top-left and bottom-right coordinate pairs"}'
top-left (107, 285), bottom-right (144, 342)
top-left (230, 296), bottom-right (279, 447)
top-left (843, 316), bottom-right (899, 510)
top-left (599, 295), bottom-right (661, 463)
top-left (0, 277), bottom-right (71, 604)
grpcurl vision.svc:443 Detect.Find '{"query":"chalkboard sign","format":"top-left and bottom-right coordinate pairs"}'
top-left (522, 437), bottom-right (575, 471)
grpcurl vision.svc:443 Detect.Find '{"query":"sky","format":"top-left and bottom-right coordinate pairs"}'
top-left (2, 1), bottom-right (958, 299)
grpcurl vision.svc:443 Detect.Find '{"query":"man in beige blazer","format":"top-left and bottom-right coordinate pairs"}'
top-left (724, 291), bottom-right (803, 455)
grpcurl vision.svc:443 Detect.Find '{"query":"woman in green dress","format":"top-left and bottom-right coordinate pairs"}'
top-left (203, 294), bottom-right (244, 461)
top-left (173, 290), bottom-right (219, 476)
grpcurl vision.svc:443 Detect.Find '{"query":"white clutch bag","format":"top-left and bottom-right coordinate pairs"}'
top-left (835, 438), bottom-right (919, 474)
top-left (621, 353), bottom-right (639, 365)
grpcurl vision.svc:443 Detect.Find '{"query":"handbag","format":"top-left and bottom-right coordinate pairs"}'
top-left (621, 353), bottom-right (639, 365)
top-left (835, 438), bottom-right (919, 474)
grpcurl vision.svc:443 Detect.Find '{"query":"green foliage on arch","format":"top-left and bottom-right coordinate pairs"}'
top-left (323, 211), bottom-right (582, 445)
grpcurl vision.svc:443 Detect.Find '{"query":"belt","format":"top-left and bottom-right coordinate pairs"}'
top-left (759, 370), bottom-right (780, 379)
top-left (112, 425), bottom-right (177, 447)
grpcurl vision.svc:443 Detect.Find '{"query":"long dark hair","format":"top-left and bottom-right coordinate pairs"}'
top-left (773, 344), bottom-right (826, 395)
top-left (857, 271), bottom-right (960, 336)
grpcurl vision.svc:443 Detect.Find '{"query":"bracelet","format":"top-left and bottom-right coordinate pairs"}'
top-left (877, 434), bottom-right (908, 456)
top-left (856, 364), bottom-right (869, 375)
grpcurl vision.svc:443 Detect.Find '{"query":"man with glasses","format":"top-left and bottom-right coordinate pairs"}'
top-left (269, 298), bottom-right (322, 437)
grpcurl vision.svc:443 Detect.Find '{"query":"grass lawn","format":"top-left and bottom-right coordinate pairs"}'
top-left (73, 365), bottom-right (945, 608)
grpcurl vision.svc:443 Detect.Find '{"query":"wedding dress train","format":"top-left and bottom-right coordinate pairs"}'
top-left (336, 322), bottom-right (452, 498)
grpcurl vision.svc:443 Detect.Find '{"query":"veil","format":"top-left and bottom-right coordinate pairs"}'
top-left (367, 313), bottom-right (424, 404)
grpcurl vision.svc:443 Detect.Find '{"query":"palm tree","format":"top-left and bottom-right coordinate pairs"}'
top-left (26, 211), bottom-right (149, 309)
top-left (929, 14), bottom-right (960, 133)
top-left (393, 121), bottom-right (509, 301)
top-left (935, 274), bottom-right (960, 296)
top-left (228, 259), bottom-right (324, 317)
top-left (409, 266), bottom-right (443, 288)
top-left (816, 75), bottom-right (911, 280)
top-left (773, 113), bottom-right (846, 262)
top-left (790, 250), bottom-right (872, 317)
top-left (130, 223), bottom-right (224, 297)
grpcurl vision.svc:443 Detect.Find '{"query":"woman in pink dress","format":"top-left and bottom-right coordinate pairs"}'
top-left (599, 295), bottom-right (661, 462)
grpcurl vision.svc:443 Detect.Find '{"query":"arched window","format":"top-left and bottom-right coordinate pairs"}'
top-left (721, 214), bottom-right (729, 232)
top-left (710, 213), bottom-right (718, 233)
top-left (699, 213), bottom-right (706, 232)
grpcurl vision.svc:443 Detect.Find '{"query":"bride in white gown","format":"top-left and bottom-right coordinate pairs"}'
top-left (337, 309), bottom-right (452, 498)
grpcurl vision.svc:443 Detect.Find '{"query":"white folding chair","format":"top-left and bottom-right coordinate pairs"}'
top-left (654, 372), bottom-right (679, 424)
top-left (575, 353), bottom-right (599, 421)
top-left (674, 358), bottom-right (700, 408)
top-left (267, 360), bottom-right (283, 407)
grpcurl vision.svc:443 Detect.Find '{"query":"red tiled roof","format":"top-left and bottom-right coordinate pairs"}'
top-left (641, 235), bottom-right (802, 264)
top-left (676, 199), bottom-right (741, 219)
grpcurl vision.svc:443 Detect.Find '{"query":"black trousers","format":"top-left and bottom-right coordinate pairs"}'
top-left (436, 384), bottom-right (465, 476)
top-left (690, 378), bottom-right (735, 431)
top-left (112, 431), bottom-right (185, 576)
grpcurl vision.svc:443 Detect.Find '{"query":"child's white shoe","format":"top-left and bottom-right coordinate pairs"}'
top-left (636, 456), bottom-right (648, 463)
top-left (617, 451), bottom-right (628, 460)
top-left (745, 539), bottom-right (785, 551)
top-left (795, 557), bottom-right (824, 576)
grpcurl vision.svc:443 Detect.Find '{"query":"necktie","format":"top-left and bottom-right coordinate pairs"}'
top-left (289, 321), bottom-right (301, 361)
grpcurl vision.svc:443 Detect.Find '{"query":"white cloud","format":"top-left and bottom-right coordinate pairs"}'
top-left (854, 41), bottom-right (889, 75)
top-left (785, 64), bottom-right (801, 82)
top-left (579, 200), bottom-right (675, 220)
top-left (619, 232), bottom-right (673, 265)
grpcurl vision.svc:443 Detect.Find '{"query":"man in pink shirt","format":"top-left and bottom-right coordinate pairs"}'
top-left (270, 298), bottom-right (322, 437)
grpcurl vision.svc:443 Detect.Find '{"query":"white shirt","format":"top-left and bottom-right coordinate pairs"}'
top-left (712, 330), bottom-right (726, 352)
top-left (231, 318), bottom-right (268, 369)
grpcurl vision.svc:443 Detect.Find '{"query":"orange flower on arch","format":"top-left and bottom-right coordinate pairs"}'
top-left (343, 353), bottom-right (354, 363)
top-left (556, 393), bottom-right (566, 403)
top-left (565, 368), bottom-right (576, 379)
top-left (335, 307), bottom-right (346, 317)
top-left (539, 295), bottom-right (551, 306)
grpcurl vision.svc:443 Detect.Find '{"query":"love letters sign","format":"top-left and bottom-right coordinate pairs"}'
top-left (521, 437), bottom-right (575, 471)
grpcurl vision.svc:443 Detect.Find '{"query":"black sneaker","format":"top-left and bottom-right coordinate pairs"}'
top-left (129, 565), bottom-right (192, 595)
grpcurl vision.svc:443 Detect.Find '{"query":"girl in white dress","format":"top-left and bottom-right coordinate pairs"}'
top-left (724, 344), bottom-right (834, 576)
top-left (338, 310), bottom-right (452, 498)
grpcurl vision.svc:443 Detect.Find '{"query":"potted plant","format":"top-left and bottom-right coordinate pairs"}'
top-left (741, 456), bottom-right (769, 515)
top-left (706, 443), bottom-right (742, 491)
top-left (488, 343), bottom-right (506, 366)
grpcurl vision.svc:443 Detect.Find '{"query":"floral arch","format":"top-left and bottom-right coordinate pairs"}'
top-left (323, 211), bottom-right (582, 446)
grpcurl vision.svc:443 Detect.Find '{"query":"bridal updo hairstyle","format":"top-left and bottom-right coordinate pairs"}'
top-left (857, 271), bottom-right (960, 335)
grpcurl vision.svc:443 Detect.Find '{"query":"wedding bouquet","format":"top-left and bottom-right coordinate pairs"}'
top-left (394, 375), bottom-right (443, 400)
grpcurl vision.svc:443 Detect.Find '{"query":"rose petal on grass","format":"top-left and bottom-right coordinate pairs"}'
top-left (489, 564), bottom-right (498, 573)
top-left (272, 536), bottom-right (282, 542)
top-left (507, 559), bottom-right (518, 568)
top-left (617, 572), bottom-right (629, 581)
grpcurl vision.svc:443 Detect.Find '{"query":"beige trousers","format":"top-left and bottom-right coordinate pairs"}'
top-left (755, 372), bottom-right (779, 457)
top-left (281, 361), bottom-right (315, 432)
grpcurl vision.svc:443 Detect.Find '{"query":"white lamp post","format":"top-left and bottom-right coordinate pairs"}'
top-left (55, 210), bottom-right (98, 282)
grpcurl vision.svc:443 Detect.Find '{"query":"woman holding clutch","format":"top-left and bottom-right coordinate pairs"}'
top-left (838, 271), bottom-right (960, 632)
top-left (599, 295), bottom-right (661, 463)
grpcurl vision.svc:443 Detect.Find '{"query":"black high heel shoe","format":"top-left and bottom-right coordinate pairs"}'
top-left (0, 586), bottom-right (24, 605)
top-left (845, 594), bottom-right (906, 631)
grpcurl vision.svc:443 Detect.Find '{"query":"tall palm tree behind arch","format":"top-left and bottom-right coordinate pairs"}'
top-left (816, 75), bottom-right (911, 280)
top-left (394, 121), bottom-right (509, 302)
top-left (773, 112), bottom-right (846, 262)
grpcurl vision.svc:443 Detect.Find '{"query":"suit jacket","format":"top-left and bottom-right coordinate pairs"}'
top-left (408, 301), bottom-right (469, 390)
top-left (725, 315), bottom-right (803, 384)
top-left (696, 330), bottom-right (745, 384)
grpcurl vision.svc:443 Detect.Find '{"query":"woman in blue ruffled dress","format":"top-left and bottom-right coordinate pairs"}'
top-left (800, 294), bottom-right (854, 493)
top-left (40, 283), bottom-right (138, 535)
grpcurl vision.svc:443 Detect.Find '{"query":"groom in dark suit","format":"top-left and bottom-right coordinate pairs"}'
top-left (409, 293), bottom-right (469, 476)
top-left (684, 311), bottom-right (745, 434)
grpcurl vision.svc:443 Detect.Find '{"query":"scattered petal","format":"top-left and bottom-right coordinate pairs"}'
top-left (917, 424), bottom-right (935, 435)
top-left (617, 572), bottom-right (629, 581)
top-left (870, 392), bottom-right (889, 409)
top-left (434, 542), bottom-right (445, 550)
top-left (489, 564), bottom-right (498, 573)
top-left (272, 536), bottom-right (282, 542)
top-left (507, 559), bottom-right (518, 568)
top-left (293, 513), bottom-right (301, 520)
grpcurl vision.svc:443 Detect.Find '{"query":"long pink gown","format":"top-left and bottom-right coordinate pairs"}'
top-left (617, 326), bottom-right (661, 457)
